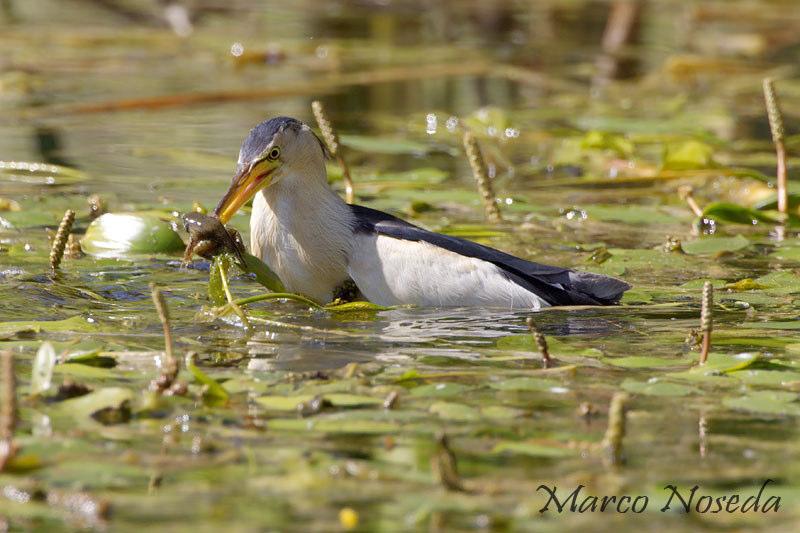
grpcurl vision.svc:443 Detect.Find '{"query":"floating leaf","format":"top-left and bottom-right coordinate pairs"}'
top-left (429, 401), bottom-right (481, 421)
top-left (325, 301), bottom-right (391, 313)
top-left (662, 140), bottom-right (716, 170)
top-left (580, 130), bottom-right (633, 157)
top-left (31, 342), bottom-right (56, 396)
top-left (256, 394), bottom-right (381, 411)
top-left (0, 316), bottom-right (98, 339)
top-left (56, 387), bottom-right (133, 421)
top-left (701, 202), bottom-right (779, 225)
top-left (186, 353), bottom-right (229, 406)
top-left (681, 235), bottom-right (750, 255)
top-left (492, 440), bottom-right (573, 458)
top-left (489, 377), bottom-right (560, 391)
top-left (621, 378), bottom-right (696, 397)
top-left (409, 383), bottom-right (471, 397)
top-left (604, 356), bottom-right (688, 369)
top-left (496, 335), bottom-right (602, 357)
top-left (81, 213), bottom-right (184, 258)
top-left (722, 391), bottom-right (800, 416)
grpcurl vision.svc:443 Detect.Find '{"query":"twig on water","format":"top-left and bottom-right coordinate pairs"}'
top-left (312, 100), bottom-right (354, 204)
top-left (0, 350), bottom-right (18, 471)
top-left (463, 131), bottom-right (502, 223)
top-left (763, 78), bottom-right (788, 218)
top-left (699, 281), bottom-right (713, 365)
top-left (602, 392), bottom-right (628, 468)
top-left (49, 209), bottom-right (75, 273)
top-left (526, 317), bottom-right (552, 368)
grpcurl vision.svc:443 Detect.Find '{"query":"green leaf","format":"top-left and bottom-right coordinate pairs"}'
top-left (55, 387), bottom-right (133, 421)
top-left (605, 356), bottom-right (689, 369)
top-left (722, 391), bottom-right (800, 416)
top-left (662, 140), bottom-right (716, 170)
top-left (489, 377), bottom-right (561, 391)
top-left (0, 316), bottom-right (99, 339)
top-left (681, 235), bottom-right (750, 255)
top-left (186, 353), bottom-right (229, 406)
top-left (492, 440), bottom-right (573, 458)
top-left (80, 212), bottom-right (185, 258)
top-left (256, 394), bottom-right (381, 411)
top-left (580, 130), bottom-right (633, 157)
top-left (241, 252), bottom-right (285, 293)
top-left (208, 255), bottom-right (230, 306)
top-left (701, 202), bottom-right (779, 225)
top-left (409, 383), bottom-right (471, 397)
top-left (495, 335), bottom-right (603, 357)
top-left (621, 378), bottom-right (696, 397)
top-left (31, 342), bottom-right (56, 396)
top-left (429, 401), bottom-right (481, 421)
top-left (325, 301), bottom-right (391, 313)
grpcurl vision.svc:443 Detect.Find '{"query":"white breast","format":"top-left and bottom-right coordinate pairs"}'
top-left (250, 190), bottom-right (351, 303)
top-left (347, 234), bottom-right (548, 310)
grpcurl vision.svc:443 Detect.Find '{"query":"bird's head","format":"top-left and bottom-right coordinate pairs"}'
top-left (214, 116), bottom-right (327, 223)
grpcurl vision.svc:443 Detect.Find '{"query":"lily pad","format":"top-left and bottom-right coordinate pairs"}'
top-left (81, 213), bottom-right (184, 258)
top-left (621, 378), bottom-right (696, 397)
top-left (681, 235), bottom-right (750, 255)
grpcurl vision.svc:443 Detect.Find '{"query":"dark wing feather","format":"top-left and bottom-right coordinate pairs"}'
top-left (350, 205), bottom-right (630, 306)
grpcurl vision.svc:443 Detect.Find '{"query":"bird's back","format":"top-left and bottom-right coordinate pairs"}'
top-left (349, 205), bottom-right (630, 307)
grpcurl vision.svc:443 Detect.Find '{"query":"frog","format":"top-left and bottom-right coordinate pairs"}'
top-left (181, 212), bottom-right (246, 265)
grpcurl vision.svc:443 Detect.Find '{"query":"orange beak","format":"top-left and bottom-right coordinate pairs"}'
top-left (214, 160), bottom-right (277, 223)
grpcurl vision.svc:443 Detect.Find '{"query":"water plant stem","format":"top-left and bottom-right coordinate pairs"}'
top-left (699, 281), bottom-right (713, 365)
top-left (49, 209), bottom-right (75, 273)
top-left (432, 431), bottom-right (464, 491)
top-left (463, 131), bottom-right (502, 223)
top-left (0, 350), bottom-right (17, 471)
top-left (602, 392), bottom-right (628, 467)
top-left (217, 264), bottom-right (251, 329)
top-left (150, 284), bottom-right (176, 371)
top-left (312, 100), bottom-right (354, 203)
top-left (526, 317), bottom-right (552, 368)
top-left (677, 185), bottom-right (703, 217)
top-left (763, 78), bottom-right (788, 216)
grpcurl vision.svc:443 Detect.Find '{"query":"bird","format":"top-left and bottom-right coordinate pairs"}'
top-left (213, 116), bottom-right (630, 309)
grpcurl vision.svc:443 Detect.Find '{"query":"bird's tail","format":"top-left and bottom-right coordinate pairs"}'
top-left (566, 271), bottom-right (631, 305)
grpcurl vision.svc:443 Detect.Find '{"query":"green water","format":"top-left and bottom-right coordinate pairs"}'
top-left (2, 0), bottom-right (800, 530)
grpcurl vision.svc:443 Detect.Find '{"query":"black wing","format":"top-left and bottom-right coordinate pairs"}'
top-left (350, 205), bottom-right (630, 306)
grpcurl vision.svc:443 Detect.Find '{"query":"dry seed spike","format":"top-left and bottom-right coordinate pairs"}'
top-left (49, 209), bottom-right (75, 272)
top-left (602, 392), bottom-right (628, 468)
top-left (312, 100), bottom-right (354, 204)
top-left (763, 78), bottom-right (788, 216)
top-left (699, 281), bottom-right (713, 365)
top-left (463, 131), bottom-right (502, 223)
top-left (526, 317), bottom-right (552, 368)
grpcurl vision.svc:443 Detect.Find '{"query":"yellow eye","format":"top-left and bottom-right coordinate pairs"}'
top-left (266, 147), bottom-right (281, 161)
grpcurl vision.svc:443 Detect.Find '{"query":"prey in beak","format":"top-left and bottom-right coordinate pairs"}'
top-left (214, 156), bottom-right (279, 223)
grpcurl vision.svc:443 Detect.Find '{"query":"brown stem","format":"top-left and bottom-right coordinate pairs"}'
top-left (699, 281), bottom-right (713, 365)
top-left (463, 131), bottom-right (502, 223)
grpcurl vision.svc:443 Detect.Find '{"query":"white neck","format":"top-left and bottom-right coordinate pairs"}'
top-left (249, 168), bottom-right (354, 303)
